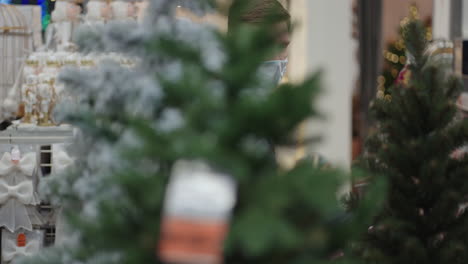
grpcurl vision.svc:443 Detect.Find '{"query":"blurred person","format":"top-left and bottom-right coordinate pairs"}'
top-left (228, 3), bottom-right (345, 261)
top-left (228, 0), bottom-right (291, 85)
top-left (227, 0), bottom-right (331, 169)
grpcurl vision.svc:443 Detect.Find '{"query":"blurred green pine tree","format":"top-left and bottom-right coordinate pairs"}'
top-left (378, 5), bottom-right (432, 98)
top-left (358, 18), bottom-right (468, 264)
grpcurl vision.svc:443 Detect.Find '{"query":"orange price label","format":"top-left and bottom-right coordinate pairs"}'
top-left (158, 218), bottom-right (228, 264)
top-left (17, 233), bottom-right (26, 247)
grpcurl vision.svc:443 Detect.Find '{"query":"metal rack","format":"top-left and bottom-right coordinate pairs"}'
top-left (0, 124), bottom-right (75, 145)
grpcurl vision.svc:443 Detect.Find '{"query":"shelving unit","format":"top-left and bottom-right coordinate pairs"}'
top-left (0, 123), bottom-right (75, 262)
top-left (0, 124), bottom-right (75, 145)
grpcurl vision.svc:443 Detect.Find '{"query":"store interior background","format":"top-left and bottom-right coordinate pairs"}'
top-left (2, 1), bottom-right (464, 262)
top-left (177, 0), bottom-right (435, 169)
top-left (288, 0), bottom-right (435, 169)
top-left (2, 0), bottom-right (437, 169)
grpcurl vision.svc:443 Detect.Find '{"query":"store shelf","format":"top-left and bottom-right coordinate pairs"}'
top-left (0, 123), bottom-right (75, 145)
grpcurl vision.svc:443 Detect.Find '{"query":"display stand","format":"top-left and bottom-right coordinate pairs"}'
top-left (0, 0), bottom-right (145, 260)
top-left (0, 124), bottom-right (74, 263)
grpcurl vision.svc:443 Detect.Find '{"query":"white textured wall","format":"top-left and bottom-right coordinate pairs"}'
top-left (462, 0), bottom-right (468, 38)
top-left (290, 0), bottom-right (355, 169)
top-left (432, 0), bottom-right (451, 39)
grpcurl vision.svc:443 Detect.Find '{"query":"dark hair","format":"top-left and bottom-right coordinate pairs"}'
top-left (228, 0), bottom-right (291, 32)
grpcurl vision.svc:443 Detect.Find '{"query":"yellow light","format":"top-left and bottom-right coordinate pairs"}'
top-left (398, 39), bottom-right (405, 49)
top-left (400, 17), bottom-right (410, 27)
top-left (377, 90), bottom-right (385, 99)
top-left (377, 76), bottom-right (386, 85)
top-left (426, 28), bottom-right (432, 41)
top-left (400, 56), bottom-right (406, 64)
top-left (395, 42), bottom-right (402, 51)
top-left (384, 52), bottom-right (390, 60)
top-left (409, 5), bottom-right (420, 19)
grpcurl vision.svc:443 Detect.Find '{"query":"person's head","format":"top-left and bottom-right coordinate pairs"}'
top-left (228, 0), bottom-right (291, 60)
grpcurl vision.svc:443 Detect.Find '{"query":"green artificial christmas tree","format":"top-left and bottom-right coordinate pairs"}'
top-left (359, 19), bottom-right (468, 264)
top-left (17, 0), bottom-right (382, 263)
top-left (379, 39), bottom-right (406, 95)
top-left (378, 5), bottom-right (432, 98)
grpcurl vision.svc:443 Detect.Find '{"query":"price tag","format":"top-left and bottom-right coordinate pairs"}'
top-left (158, 160), bottom-right (236, 264)
top-left (16, 233), bottom-right (26, 247)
